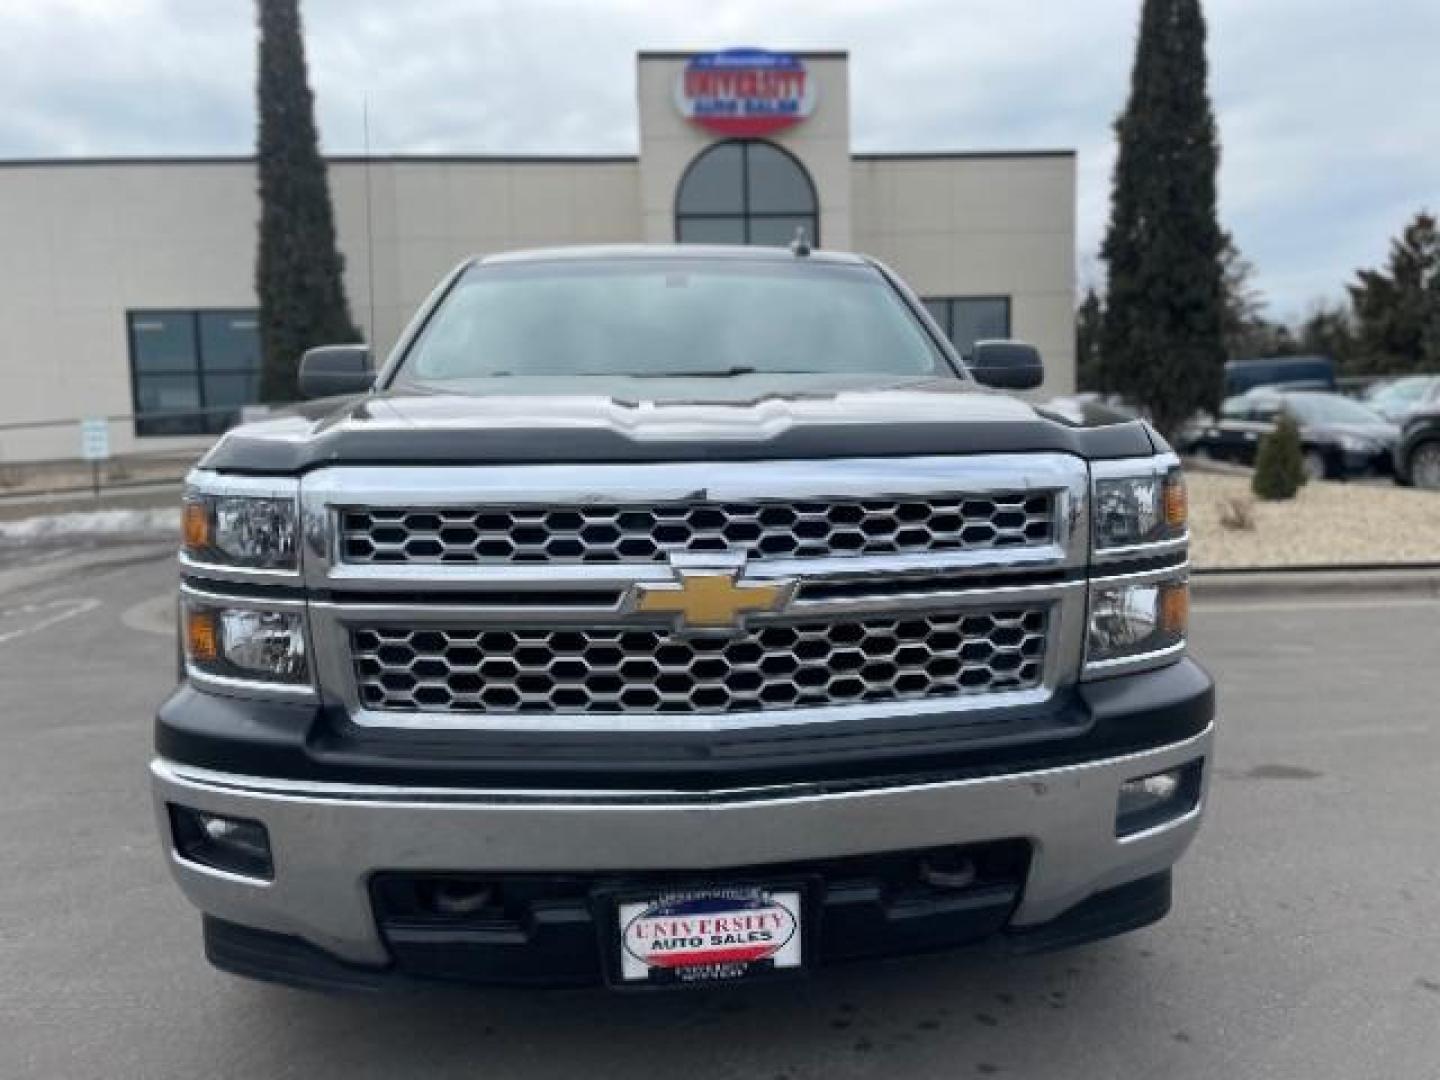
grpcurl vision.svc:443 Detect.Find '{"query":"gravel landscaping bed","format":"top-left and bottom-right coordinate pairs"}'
top-left (1187, 471), bottom-right (1440, 568)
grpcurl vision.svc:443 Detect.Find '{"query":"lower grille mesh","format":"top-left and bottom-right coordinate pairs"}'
top-left (351, 608), bottom-right (1049, 715)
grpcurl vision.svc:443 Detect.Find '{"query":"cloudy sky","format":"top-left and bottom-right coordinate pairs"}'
top-left (2, 0), bottom-right (1436, 319)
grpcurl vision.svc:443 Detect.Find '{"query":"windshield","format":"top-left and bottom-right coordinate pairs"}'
top-left (392, 257), bottom-right (950, 386)
top-left (1284, 393), bottom-right (1387, 424)
top-left (1369, 377), bottom-right (1432, 407)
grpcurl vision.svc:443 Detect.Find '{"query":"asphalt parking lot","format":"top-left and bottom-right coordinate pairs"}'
top-left (1, 544), bottom-right (1438, 1079)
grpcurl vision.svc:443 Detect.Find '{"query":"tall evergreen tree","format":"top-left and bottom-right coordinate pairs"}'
top-left (1347, 211), bottom-right (1440, 375)
top-left (1075, 287), bottom-right (1105, 391)
top-left (255, 0), bottom-right (359, 403)
top-left (1099, 0), bottom-right (1227, 436)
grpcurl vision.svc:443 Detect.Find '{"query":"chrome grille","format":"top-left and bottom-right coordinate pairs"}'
top-left (351, 607), bottom-right (1049, 715)
top-left (339, 493), bottom-right (1055, 566)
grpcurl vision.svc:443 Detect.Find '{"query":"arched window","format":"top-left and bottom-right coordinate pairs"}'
top-left (675, 140), bottom-right (819, 247)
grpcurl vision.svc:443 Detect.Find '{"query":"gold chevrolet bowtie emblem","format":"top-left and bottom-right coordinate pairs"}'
top-left (631, 567), bottom-right (794, 633)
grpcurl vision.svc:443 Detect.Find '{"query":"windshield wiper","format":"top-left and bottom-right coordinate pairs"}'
top-left (618, 367), bottom-right (824, 378)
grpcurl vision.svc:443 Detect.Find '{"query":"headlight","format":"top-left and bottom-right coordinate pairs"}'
top-left (183, 491), bottom-right (298, 570)
top-left (1086, 573), bottom-right (1189, 670)
top-left (1093, 466), bottom-right (1187, 550)
top-left (1338, 434), bottom-right (1374, 453)
top-left (183, 597), bottom-right (308, 685)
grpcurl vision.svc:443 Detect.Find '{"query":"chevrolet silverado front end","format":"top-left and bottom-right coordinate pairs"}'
top-left (152, 246), bottom-right (1213, 989)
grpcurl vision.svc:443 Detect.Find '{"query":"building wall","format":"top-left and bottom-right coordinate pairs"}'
top-left (329, 158), bottom-right (642, 357)
top-left (0, 162), bottom-right (259, 463)
top-left (851, 153), bottom-right (1077, 396)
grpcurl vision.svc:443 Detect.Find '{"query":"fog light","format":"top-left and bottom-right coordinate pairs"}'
top-left (169, 805), bottom-right (273, 880)
top-left (1116, 761), bottom-right (1202, 837)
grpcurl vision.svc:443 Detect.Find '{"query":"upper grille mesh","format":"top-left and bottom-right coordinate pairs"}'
top-left (340, 493), bottom-right (1055, 565)
top-left (351, 607), bottom-right (1049, 715)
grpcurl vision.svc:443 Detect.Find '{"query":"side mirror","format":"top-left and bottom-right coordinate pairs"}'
top-left (966, 340), bottom-right (1044, 391)
top-left (298, 345), bottom-right (373, 399)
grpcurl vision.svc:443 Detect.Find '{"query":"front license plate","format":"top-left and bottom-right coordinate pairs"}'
top-left (617, 887), bottom-right (803, 985)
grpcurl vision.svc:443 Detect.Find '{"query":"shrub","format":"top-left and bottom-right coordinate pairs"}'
top-left (1251, 414), bottom-right (1306, 500)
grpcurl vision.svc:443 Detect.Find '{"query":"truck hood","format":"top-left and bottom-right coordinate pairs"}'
top-left (200, 378), bottom-right (1158, 474)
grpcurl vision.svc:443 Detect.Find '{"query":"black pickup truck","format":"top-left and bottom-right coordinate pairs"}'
top-left (153, 245), bottom-right (1213, 990)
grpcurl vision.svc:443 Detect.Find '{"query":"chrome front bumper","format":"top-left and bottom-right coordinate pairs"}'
top-left (151, 725), bottom-right (1213, 967)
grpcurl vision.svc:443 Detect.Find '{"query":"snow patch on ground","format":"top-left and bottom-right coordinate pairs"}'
top-left (0, 508), bottom-right (180, 544)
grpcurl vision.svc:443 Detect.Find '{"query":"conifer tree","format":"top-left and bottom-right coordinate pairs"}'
top-left (1100, 0), bottom-right (1227, 437)
top-left (1348, 211), bottom-right (1440, 375)
top-left (255, 0), bottom-right (359, 403)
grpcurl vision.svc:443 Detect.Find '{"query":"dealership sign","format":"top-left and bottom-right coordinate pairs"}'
top-left (675, 49), bottom-right (816, 137)
top-left (618, 889), bottom-right (803, 983)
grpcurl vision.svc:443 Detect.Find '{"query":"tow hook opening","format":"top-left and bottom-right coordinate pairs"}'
top-left (919, 852), bottom-right (978, 890)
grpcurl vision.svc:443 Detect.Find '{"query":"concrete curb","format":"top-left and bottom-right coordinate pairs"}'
top-left (1191, 567), bottom-right (1440, 601)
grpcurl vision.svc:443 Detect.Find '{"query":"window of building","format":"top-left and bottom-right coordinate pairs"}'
top-left (921, 297), bottom-right (1012, 358)
top-left (675, 140), bottom-right (819, 247)
top-left (127, 310), bottom-right (261, 436)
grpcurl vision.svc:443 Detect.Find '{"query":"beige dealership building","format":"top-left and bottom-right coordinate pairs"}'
top-left (0, 50), bottom-right (1075, 464)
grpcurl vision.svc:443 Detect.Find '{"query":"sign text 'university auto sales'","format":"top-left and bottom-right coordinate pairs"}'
top-left (675, 49), bottom-right (817, 137)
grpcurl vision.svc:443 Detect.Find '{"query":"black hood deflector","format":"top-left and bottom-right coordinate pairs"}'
top-left (201, 386), bottom-right (1159, 474)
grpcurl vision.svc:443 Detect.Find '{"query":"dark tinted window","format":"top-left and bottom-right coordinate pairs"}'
top-left (129, 312), bottom-right (198, 374)
top-left (1283, 393), bottom-right (1387, 425)
top-left (675, 140), bottom-right (818, 247)
top-left (1219, 396), bottom-right (1251, 420)
top-left (129, 310), bottom-right (264, 436)
top-left (674, 143), bottom-right (745, 214)
top-left (199, 312), bottom-right (261, 372)
top-left (747, 215), bottom-right (817, 247)
top-left (676, 217), bottom-right (746, 245)
top-left (746, 142), bottom-right (816, 212)
top-left (921, 297), bottom-right (1011, 358)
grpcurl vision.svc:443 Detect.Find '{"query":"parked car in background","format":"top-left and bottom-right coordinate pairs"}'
top-left (1038, 393), bottom-right (1140, 427)
top-left (1362, 375), bottom-right (1440, 423)
top-left (1393, 400), bottom-right (1440, 489)
top-left (1182, 388), bottom-right (1398, 480)
top-left (1223, 355), bottom-right (1336, 397)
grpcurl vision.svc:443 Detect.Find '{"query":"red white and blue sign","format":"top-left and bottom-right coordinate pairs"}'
top-left (675, 49), bottom-right (816, 138)
top-left (619, 889), bottom-right (802, 982)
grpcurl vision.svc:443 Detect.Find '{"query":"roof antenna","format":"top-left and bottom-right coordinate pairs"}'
top-left (789, 226), bottom-right (812, 257)
top-left (362, 96), bottom-right (377, 345)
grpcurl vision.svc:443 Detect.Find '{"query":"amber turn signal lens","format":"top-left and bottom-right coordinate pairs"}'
top-left (1159, 582), bottom-right (1190, 636)
top-left (1163, 473), bottom-right (1188, 529)
top-left (185, 609), bottom-right (219, 663)
top-left (182, 501), bottom-right (211, 550)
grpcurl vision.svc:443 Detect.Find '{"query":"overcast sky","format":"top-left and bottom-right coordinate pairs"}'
top-left (1, 0), bottom-right (1436, 320)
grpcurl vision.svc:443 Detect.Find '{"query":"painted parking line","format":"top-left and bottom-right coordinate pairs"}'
top-left (0, 597), bottom-right (102, 645)
top-left (120, 594), bottom-right (175, 637)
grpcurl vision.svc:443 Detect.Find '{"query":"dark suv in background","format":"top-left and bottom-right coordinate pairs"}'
top-left (1182, 388), bottom-right (1397, 480)
top-left (1363, 375), bottom-right (1440, 423)
top-left (1394, 400), bottom-right (1440, 489)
